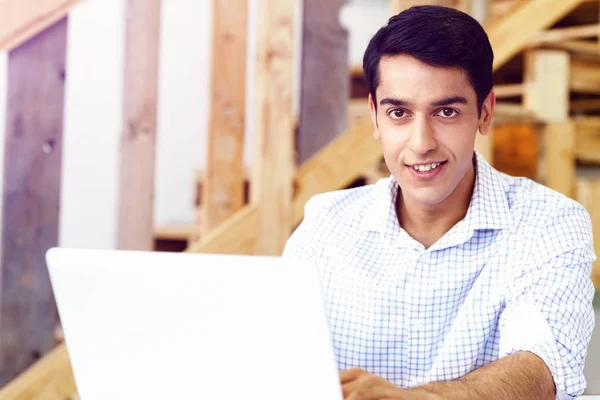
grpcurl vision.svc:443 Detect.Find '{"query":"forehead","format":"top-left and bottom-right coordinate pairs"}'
top-left (376, 54), bottom-right (476, 103)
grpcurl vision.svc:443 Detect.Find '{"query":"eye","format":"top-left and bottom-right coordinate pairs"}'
top-left (437, 108), bottom-right (458, 118)
top-left (388, 109), bottom-right (409, 120)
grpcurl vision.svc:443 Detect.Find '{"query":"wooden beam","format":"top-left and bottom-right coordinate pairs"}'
top-left (251, 0), bottom-right (296, 255)
top-left (539, 39), bottom-right (600, 57)
top-left (0, 18), bottom-right (68, 386)
top-left (186, 205), bottom-right (258, 255)
top-left (571, 98), bottom-right (600, 112)
top-left (292, 120), bottom-right (379, 226)
top-left (523, 50), bottom-right (570, 122)
top-left (530, 23), bottom-right (600, 44)
top-left (117, 0), bottom-right (162, 251)
top-left (576, 178), bottom-right (600, 289)
top-left (493, 123), bottom-right (539, 180)
top-left (153, 224), bottom-right (201, 241)
top-left (485, 0), bottom-right (585, 70)
top-left (347, 99), bottom-right (370, 128)
top-left (570, 58), bottom-right (600, 94)
top-left (201, 0), bottom-right (247, 236)
top-left (544, 121), bottom-right (576, 197)
top-left (574, 118), bottom-right (600, 164)
top-left (0, 0), bottom-right (82, 51)
top-left (494, 102), bottom-right (536, 122)
top-left (0, 344), bottom-right (76, 400)
top-left (494, 84), bottom-right (525, 98)
top-left (298, 0), bottom-right (349, 163)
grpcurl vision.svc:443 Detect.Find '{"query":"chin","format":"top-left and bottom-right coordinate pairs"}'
top-left (405, 186), bottom-right (453, 208)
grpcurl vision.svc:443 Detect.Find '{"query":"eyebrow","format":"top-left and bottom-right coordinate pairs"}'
top-left (379, 96), bottom-right (468, 107)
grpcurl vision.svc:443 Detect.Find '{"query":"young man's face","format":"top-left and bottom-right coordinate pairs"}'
top-left (369, 54), bottom-right (494, 208)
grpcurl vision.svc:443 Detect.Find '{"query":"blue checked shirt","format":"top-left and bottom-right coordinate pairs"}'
top-left (283, 152), bottom-right (596, 399)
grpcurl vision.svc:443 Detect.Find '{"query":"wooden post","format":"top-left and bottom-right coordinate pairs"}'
top-left (200, 0), bottom-right (247, 236)
top-left (544, 121), bottom-right (575, 198)
top-left (577, 178), bottom-right (600, 289)
top-left (523, 49), bottom-right (573, 197)
top-left (117, 0), bottom-right (162, 251)
top-left (0, 18), bottom-right (68, 385)
top-left (298, 0), bottom-right (349, 163)
top-left (524, 50), bottom-right (570, 122)
top-left (251, 0), bottom-right (295, 256)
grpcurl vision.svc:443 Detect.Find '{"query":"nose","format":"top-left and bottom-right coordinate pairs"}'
top-left (408, 117), bottom-right (436, 155)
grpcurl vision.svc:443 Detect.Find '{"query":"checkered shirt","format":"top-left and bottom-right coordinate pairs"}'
top-left (283, 152), bottom-right (596, 400)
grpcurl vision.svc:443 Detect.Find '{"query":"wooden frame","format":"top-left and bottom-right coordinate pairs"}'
top-left (0, 17), bottom-right (68, 386)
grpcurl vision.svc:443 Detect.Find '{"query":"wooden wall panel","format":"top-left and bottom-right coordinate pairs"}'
top-left (0, 18), bottom-right (67, 385)
top-left (297, 0), bottom-right (349, 163)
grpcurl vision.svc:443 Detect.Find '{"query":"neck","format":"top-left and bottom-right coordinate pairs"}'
top-left (396, 164), bottom-right (475, 249)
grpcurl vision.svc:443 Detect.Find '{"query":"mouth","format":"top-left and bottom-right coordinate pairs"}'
top-left (405, 160), bottom-right (447, 180)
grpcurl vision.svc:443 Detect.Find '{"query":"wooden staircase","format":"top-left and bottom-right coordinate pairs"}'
top-left (2, 0), bottom-right (599, 398)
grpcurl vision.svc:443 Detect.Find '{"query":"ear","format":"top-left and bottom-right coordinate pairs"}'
top-left (478, 90), bottom-right (496, 136)
top-left (369, 94), bottom-right (380, 140)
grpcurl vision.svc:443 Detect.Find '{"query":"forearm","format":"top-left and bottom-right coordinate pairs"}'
top-left (407, 352), bottom-right (555, 400)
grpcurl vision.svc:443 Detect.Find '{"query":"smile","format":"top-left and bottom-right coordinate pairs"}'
top-left (406, 161), bottom-right (447, 179)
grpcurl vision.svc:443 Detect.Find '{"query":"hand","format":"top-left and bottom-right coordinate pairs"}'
top-left (339, 368), bottom-right (407, 400)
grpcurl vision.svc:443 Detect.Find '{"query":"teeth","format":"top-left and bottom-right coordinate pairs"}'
top-left (412, 162), bottom-right (441, 172)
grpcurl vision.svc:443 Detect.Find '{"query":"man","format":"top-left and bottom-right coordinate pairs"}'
top-left (283, 6), bottom-right (596, 400)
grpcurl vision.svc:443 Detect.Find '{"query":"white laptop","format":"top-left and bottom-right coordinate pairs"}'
top-left (46, 248), bottom-right (343, 400)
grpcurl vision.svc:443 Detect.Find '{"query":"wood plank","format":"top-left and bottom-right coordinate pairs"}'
top-left (577, 178), bottom-right (600, 289)
top-left (574, 118), bottom-right (600, 164)
top-left (117, 0), bottom-right (161, 251)
top-left (540, 39), bottom-right (600, 58)
top-left (523, 50), bottom-right (570, 122)
top-left (186, 205), bottom-right (258, 255)
top-left (298, 0), bottom-right (349, 163)
top-left (251, 0), bottom-right (296, 255)
top-left (571, 98), bottom-right (600, 112)
top-left (153, 224), bottom-right (201, 241)
top-left (0, 344), bottom-right (76, 400)
top-left (347, 99), bottom-right (370, 128)
top-left (0, 17), bottom-right (67, 386)
top-left (544, 121), bottom-right (576, 197)
top-left (201, 0), bottom-right (247, 235)
top-left (494, 102), bottom-right (536, 122)
top-left (494, 84), bottom-right (525, 98)
top-left (570, 58), bottom-right (600, 94)
top-left (0, 0), bottom-right (82, 51)
top-left (485, 0), bottom-right (585, 70)
top-left (293, 120), bottom-right (379, 226)
top-left (493, 123), bottom-right (539, 179)
top-left (531, 23), bottom-right (600, 44)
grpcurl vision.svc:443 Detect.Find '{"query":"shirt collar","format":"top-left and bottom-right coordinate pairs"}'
top-left (360, 152), bottom-right (513, 246)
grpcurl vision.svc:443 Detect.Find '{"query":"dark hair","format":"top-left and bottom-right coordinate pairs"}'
top-left (362, 6), bottom-right (494, 115)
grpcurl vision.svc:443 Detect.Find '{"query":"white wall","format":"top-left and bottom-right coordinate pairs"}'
top-left (341, 0), bottom-right (391, 66)
top-left (59, 0), bottom-right (125, 249)
top-left (57, 0), bottom-right (383, 247)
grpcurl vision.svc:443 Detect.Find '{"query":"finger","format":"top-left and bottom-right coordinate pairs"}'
top-left (340, 368), bottom-right (367, 384)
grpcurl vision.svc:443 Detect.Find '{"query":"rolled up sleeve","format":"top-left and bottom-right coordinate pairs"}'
top-left (499, 204), bottom-right (596, 399)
